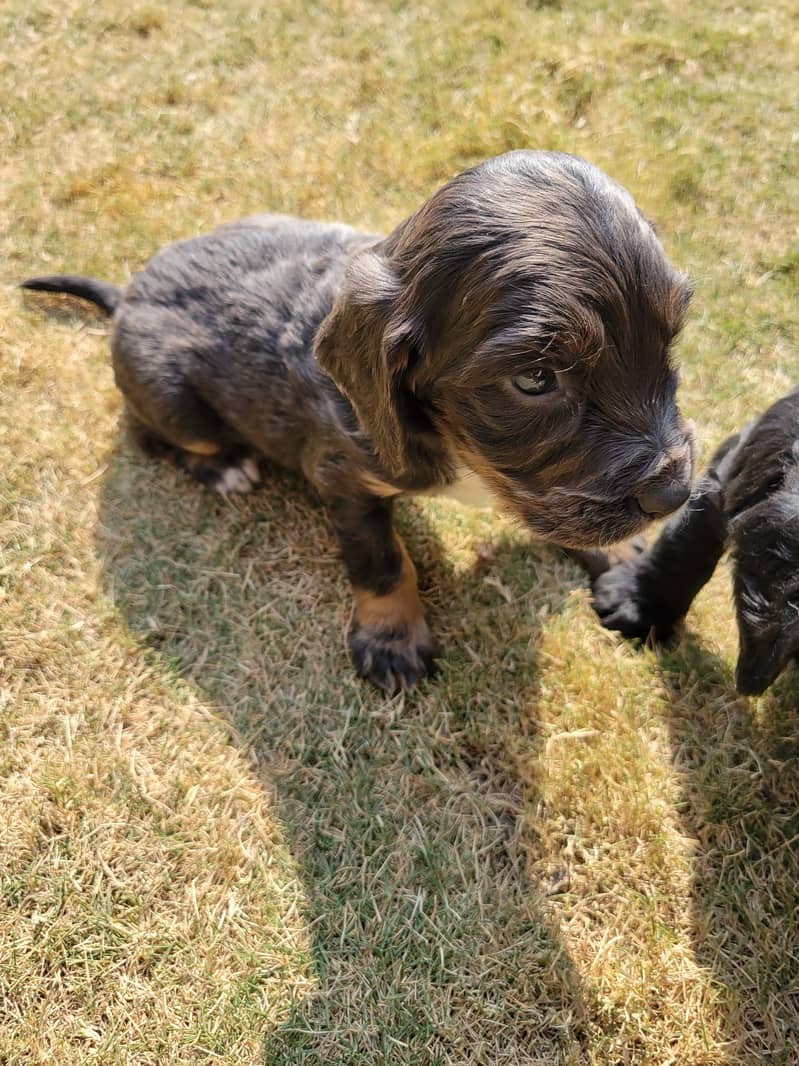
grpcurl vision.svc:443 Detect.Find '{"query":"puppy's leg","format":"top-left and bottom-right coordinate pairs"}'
top-left (125, 408), bottom-right (261, 495)
top-left (592, 433), bottom-right (744, 641)
top-left (323, 490), bottom-right (437, 693)
top-left (592, 472), bottom-right (728, 641)
top-left (174, 445), bottom-right (262, 495)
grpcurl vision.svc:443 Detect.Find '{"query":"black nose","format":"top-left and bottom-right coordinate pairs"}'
top-left (636, 480), bottom-right (691, 518)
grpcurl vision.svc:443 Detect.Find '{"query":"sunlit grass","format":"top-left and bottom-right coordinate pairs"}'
top-left (2, 0), bottom-right (798, 1062)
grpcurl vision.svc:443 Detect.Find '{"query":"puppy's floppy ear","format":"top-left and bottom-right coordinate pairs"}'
top-left (730, 495), bottom-right (799, 695)
top-left (733, 579), bottom-right (790, 696)
top-left (732, 588), bottom-right (796, 695)
top-left (315, 249), bottom-right (422, 478)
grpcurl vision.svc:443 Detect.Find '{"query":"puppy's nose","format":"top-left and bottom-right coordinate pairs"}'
top-left (634, 432), bottom-right (694, 518)
top-left (636, 479), bottom-right (691, 518)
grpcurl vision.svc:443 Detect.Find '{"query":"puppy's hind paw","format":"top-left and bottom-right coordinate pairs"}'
top-left (240, 456), bottom-right (261, 485)
top-left (215, 463), bottom-right (259, 495)
top-left (177, 448), bottom-right (263, 495)
top-left (350, 618), bottom-right (438, 695)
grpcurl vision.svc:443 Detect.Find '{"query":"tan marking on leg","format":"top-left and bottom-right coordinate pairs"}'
top-left (184, 440), bottom-right (221, 456)
top-left (350, 537), bottom-right (436, 691)
top-left (353, 539), bottom-right (423, 630)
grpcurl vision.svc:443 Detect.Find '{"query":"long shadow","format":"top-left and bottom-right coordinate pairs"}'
top-left (655, 629), bottom-right (799, 1063)
top-left (95, 432), bottom-right (596, 1063)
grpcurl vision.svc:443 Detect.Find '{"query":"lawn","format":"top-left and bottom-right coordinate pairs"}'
top-left (1, 0), bottom-right (798, 1062)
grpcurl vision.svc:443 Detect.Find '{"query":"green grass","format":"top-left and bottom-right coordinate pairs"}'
top-left (2, 0), bottom-right (799, 1062)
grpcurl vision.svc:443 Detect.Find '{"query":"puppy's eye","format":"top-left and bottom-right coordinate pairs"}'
top-left (512, 367), bottom-right (558, 396)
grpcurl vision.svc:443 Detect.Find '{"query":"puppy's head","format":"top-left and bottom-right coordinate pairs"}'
top-left (731, 472), bottom-right (799, 695)
top-left (316, 151), bottom-right (695, 547)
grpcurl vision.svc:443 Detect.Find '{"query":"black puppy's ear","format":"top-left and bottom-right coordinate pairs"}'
top-left (315, 249), bottom-right (423, 478)
top-left (734, 597), bottom-right (786, 696)
top-left (731, 496), bottom-right (799, 695)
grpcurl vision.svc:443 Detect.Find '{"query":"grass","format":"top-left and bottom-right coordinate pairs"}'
top-left (2, 0), bottom-right (798, 1062)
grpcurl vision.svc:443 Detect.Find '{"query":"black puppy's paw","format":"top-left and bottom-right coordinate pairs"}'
top-left (592, 562), bottom-right (680, 643)
top-left (350, 619), bottom-right (438, 694)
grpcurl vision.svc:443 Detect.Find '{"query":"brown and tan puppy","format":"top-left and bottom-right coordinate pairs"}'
top-left (23, 151), bottom-right (695, 692)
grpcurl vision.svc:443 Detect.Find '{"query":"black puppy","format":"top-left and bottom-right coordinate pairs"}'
top-left (23, 151), bottom-right (695, 693)
top-left (592, 388), bottom-right (799, 695)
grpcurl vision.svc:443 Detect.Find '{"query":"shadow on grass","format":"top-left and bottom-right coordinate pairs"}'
top-left (656, 633), bottom-right (799, 1063)
top-left (95, 436), bottom-right (593, 1064)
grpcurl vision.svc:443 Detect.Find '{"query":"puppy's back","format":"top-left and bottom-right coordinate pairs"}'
top-left (111, 217), bottom-right (378, 466)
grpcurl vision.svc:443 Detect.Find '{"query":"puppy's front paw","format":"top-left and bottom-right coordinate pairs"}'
top-left (592, 562), bottom-right (679, 643)
top-left (350, 618), bottom-right (438, 694)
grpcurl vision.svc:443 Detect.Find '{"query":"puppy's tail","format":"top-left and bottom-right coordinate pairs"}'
top-left (20, 274), bottom-right (122, 315)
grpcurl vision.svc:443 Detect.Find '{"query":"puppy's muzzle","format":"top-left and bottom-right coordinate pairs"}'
top-left (632, 439), bottom-right (694, 519)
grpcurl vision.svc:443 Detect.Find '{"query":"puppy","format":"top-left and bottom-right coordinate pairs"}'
top-left (23, 151), bottom-right (695, 693)
top-left (592, 388), bottom-right (799, 695)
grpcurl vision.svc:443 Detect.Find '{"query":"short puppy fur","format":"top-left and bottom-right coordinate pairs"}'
top-left (23, 151), bottom-right (695, 693)
top-left (592, 388), bottom-right (799, 695)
